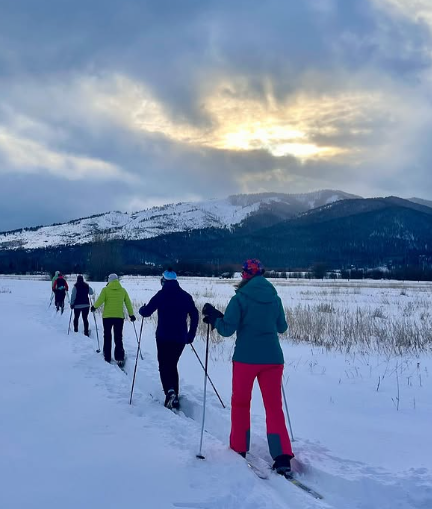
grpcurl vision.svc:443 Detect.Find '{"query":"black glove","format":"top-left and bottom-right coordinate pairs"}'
top-left (186, 331), bottom-right (195, 344)
top-left (130, 315), bottom-right (136, 322)
top-left (202, 303), bottom-right (224, 329)
top-left (91, 306), bottom-right (96, 312)
top-left (70, 304), bottom-right (75, 310)
top-left (203, 315), bottom-right (213, 326)
top-left (202, 303), bottom-right (215, 316)
top-left (139, 304), bottom-right (147, 317)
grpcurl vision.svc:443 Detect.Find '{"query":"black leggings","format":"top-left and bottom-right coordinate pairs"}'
top-left (55, 290), bottom-right (66, 309)
top-left (157, 341), bottom-right (185, 395)
top-left (103, 318), bottom-right (125, 362)
top-left (73, 307), bottom-right (90, 334)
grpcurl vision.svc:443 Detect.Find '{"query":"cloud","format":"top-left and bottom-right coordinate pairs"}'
top-left (0, 0), bottom-right (432, 231)
top-left (375, 0), bottom-right (432, 28)
top-left (0, 128), bottom-right (128, 181)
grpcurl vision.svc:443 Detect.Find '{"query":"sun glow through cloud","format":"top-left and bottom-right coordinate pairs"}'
top-left (85, 75), bottom-right (359, 161)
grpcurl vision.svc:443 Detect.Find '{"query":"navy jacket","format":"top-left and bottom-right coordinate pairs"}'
top-left (139, 280), bottom-right (199, 343)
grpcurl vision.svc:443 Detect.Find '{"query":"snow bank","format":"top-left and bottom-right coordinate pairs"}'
top-left (1, 277), bottom-right (431, 509)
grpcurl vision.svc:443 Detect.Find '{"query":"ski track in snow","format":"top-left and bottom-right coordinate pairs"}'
top-left (1, 279), bottom-right (432, 509)
top-left (9, 294), bottom-right (315, 509)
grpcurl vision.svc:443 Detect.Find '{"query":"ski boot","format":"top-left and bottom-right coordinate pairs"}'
top-left (165, 389), bottom-right (176, 409)
top-left (172, 394), bottom-right (180, 409)
top-left (272, 455), bottom-right (292, 476)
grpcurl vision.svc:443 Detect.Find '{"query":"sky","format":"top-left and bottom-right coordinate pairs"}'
top-left (1, 0), bottom-right (432, 231)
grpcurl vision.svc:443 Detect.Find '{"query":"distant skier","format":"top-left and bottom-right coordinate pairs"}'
top-left (139, 269), bottom-right (199, 409)
top-left (51, 270), bottom-right (60, 286)
top-left (49, 270), bottom-right (60, 306)
top-left (91, 274), bottom-right (135, 367)
top-left (202, 259), bottom-right (294, 475)
top-left (70, 275), bottom-right (94, 336)
top-left (52, 272), bottom-right (69, 314)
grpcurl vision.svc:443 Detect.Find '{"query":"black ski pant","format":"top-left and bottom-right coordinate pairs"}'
top-left (156, 341), bottom-right (185, 396)
top-left (54, 290), bottom-right (66, 310)
top-left (103, 318), bottom-right (125, 362)
top-left (73, 307), bottom-right (90, 335)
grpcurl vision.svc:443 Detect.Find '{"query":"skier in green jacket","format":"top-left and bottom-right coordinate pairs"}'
top-left (91, 274), bottom-right (136, 367)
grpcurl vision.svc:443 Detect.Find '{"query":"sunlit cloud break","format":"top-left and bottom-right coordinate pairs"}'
top-left (86, 75), bottom-right (361, 160)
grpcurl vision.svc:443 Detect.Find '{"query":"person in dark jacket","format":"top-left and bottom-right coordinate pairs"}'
top-left (70, 275), bottom-right (94, 336)
top-left (202, 259), bottom-right (294, 475)
top-left (52, 273), bottom-right (69, 314)
top-left (139, 269), bottom-right (199, 409)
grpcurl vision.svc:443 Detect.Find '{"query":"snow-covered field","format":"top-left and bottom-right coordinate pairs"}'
top-left (1, 276), bottom-right (431, 509)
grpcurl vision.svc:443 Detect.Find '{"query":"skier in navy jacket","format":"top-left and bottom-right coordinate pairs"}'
top-left (139, 269), bottom-right (199, 409)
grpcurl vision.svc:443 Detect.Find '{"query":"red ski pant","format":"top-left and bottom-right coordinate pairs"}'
top-left (230, 361), bottom-right (293, 459)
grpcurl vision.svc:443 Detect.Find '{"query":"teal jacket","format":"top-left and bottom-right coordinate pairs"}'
top-left (215, 276), bottom-right (288, 364)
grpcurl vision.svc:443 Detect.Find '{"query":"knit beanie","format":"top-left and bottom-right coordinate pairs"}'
top-left (162, 269), bottom-right (177, 281)
top-left (241, 259), bottom-right (265, 279)
top-left (108, 273), bottom-right (119, 283)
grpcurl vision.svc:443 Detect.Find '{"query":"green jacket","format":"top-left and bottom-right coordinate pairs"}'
top-left (94, 279), bottom-right (134, 319)
top-left (215, 276), bottom-right (287, 364)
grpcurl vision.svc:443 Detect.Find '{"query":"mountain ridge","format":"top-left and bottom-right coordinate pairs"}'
top-left (1, 194), bottom-right (432, 274)
top-left (0, 189), bottom-right (358, 250)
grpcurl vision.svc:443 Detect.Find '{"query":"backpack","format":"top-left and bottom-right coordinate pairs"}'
top-left (56, 277), bottom-right (66, 291)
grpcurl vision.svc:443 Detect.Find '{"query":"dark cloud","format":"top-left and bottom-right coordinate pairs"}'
top-left (1, 1), bottom-right (430, 114)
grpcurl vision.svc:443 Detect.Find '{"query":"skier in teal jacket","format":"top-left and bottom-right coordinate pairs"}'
top-left (203, 259), bottom-right (293, 474)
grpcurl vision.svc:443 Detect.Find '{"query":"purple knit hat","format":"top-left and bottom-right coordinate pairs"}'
top-left (241, 259), bottom-right (265, 279)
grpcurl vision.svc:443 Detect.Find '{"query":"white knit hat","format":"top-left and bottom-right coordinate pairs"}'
top-left (108, 273), bottom-right (119, 283)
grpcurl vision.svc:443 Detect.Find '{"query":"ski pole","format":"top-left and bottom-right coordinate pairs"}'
top-left (90, 294), bottom-right (101, 353)
top-left (92, 311), bottom-right (101, 353)
top-left (132, 321), bottom-right (144, 360)
top-left (48, 292), bottom-right (54, 308)
top-left (190, 344), bottom-right (225, 408)
top-left (196, 323), bottom-right (210, 459)
top-left (67, 309), bottom-right (73, 335)
top-left (129, 320), bottom-right (144, 405)
top-left (282, 382), bottom-right (295, 442)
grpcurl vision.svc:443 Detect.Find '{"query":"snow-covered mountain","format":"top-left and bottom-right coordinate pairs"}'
top-left (0, 190), bottom-right (359, 250)
top-left (409, 197), bottom-right (432, 209)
